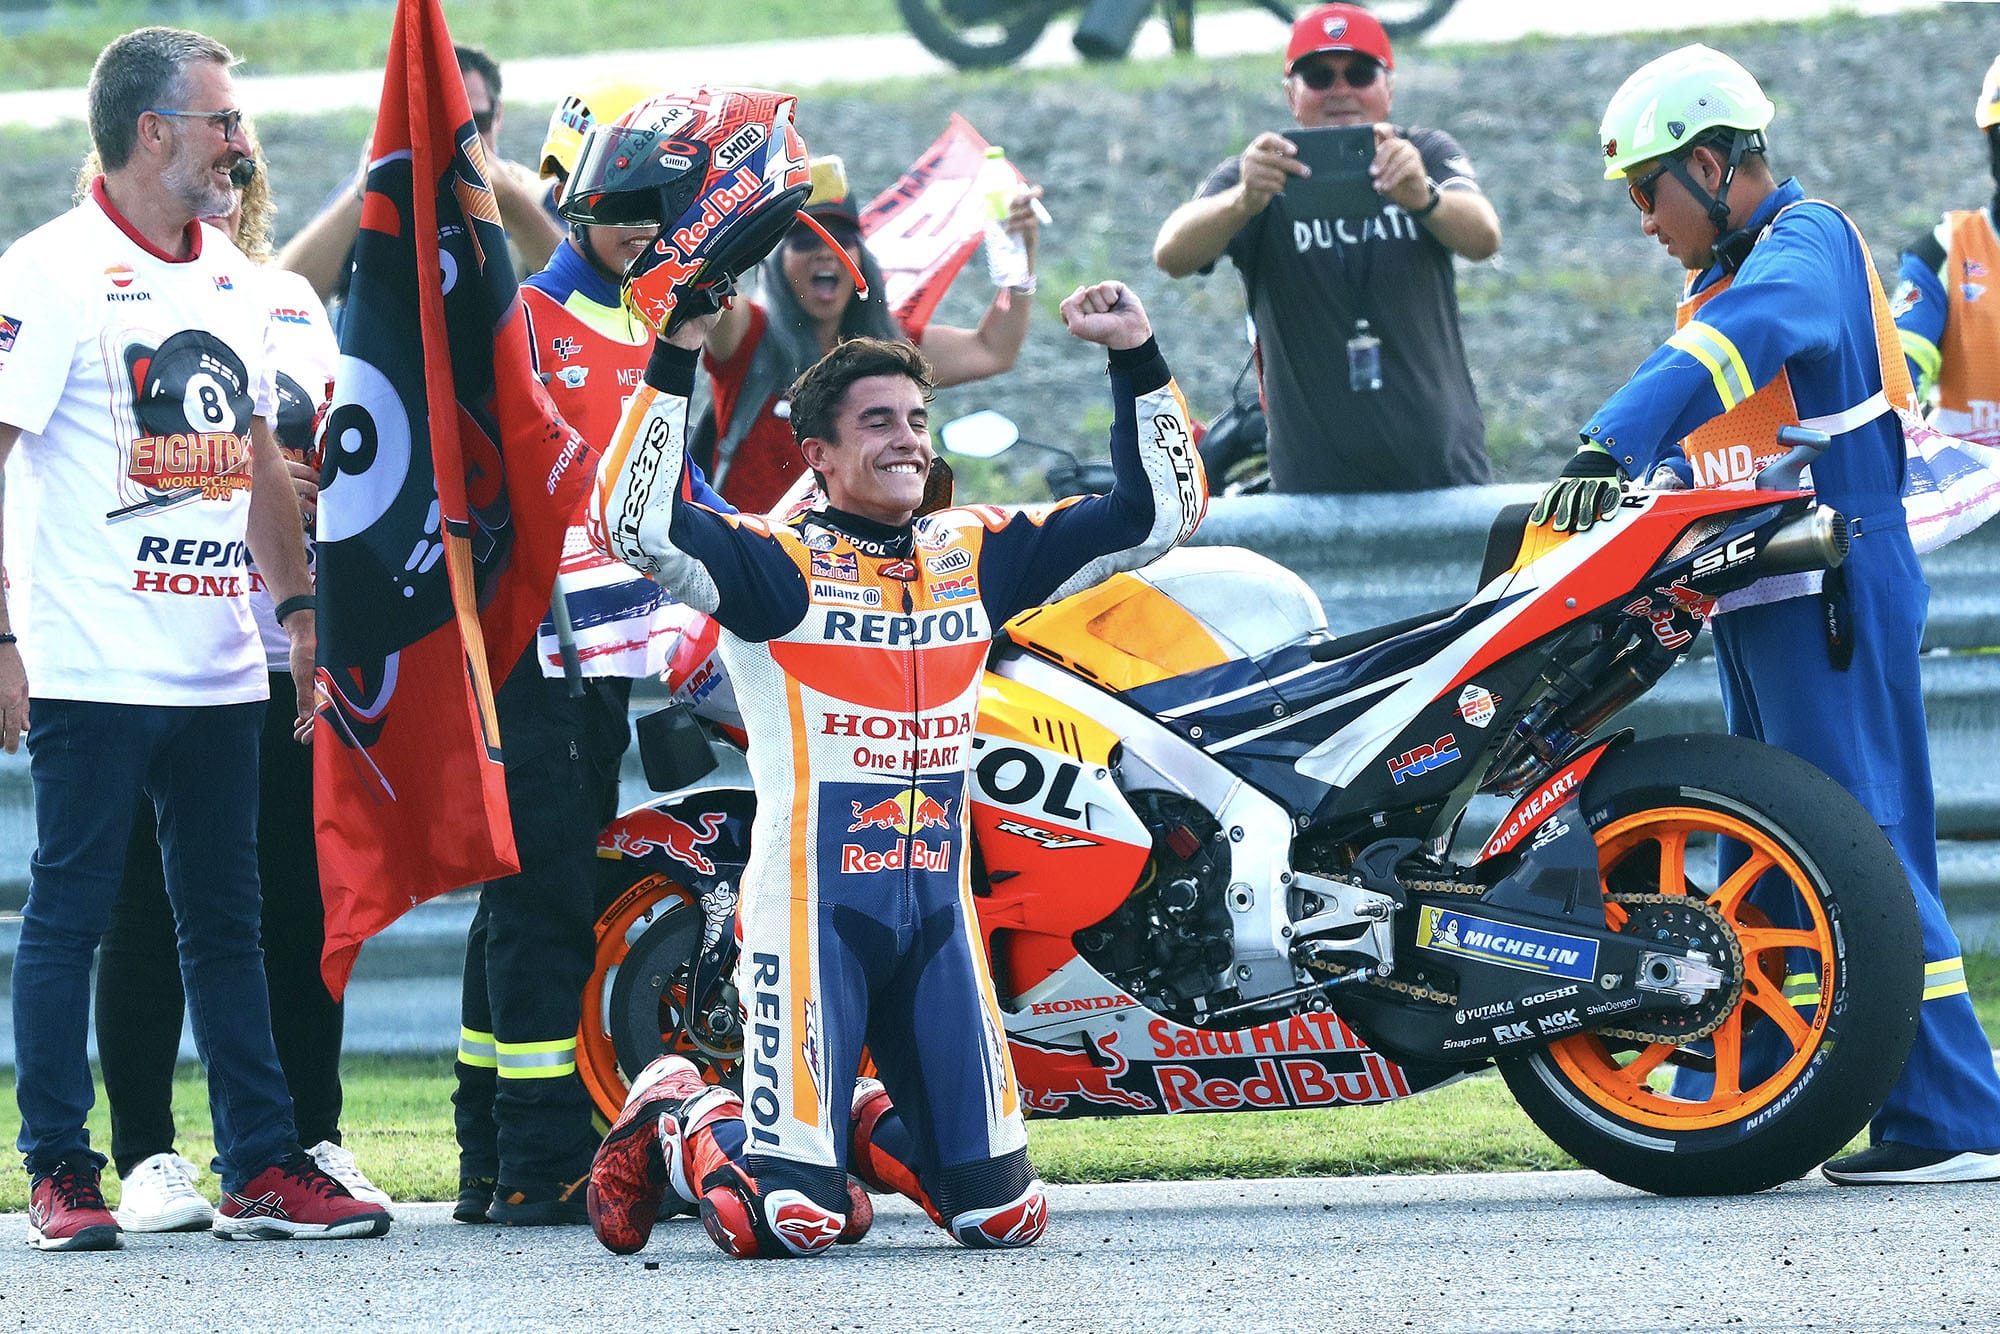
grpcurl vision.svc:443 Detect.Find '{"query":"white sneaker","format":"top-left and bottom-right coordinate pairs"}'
top-left (116, 1152), bottom-right (214, 1232)
top-left (306, 1141), bottom-right (394, 1211)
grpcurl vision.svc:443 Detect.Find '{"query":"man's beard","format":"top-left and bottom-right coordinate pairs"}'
top-left (162, 135), bottom-right (234, 220)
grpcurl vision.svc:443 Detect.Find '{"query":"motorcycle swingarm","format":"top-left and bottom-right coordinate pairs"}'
top-left (1326, 881), bottom-right (1730, 1068)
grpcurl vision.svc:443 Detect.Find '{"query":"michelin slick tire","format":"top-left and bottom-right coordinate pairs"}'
top-left (1497, 734), bottom-right (1921, 1196)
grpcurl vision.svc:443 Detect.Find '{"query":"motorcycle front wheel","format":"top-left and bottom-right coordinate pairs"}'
top-left (898, 0), bottom-right (1055, 69)
top-left (577, 871), bottom-right (736, 1119)
top-left (1498, 734), bottom-right (1921, 1196)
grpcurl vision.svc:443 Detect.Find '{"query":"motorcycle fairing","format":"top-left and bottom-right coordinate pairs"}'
top-left (1001, 956), bottom-right (1461, 1119)
top-left (1002, 545), bottom-right (1324, 697)
top-left (1477, 741), bottom-right (1618, 862)
top-left (992, 650), bottom-right (1305, 999)
top-left (966, 673), bottom-right (1152, 992)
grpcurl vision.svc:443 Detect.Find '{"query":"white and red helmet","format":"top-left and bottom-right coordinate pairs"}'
top-left (558, 86), bottom-right (813, 332)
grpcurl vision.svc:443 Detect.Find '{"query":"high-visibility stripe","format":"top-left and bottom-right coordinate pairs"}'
top-left (1668, 320), bottom-right (1754, 410)
top-left (1900, 328), bottom-right (1942, 396)
top-left (1923, 957), bottom-right (1969, 1002)
top-left (1781, 972), bottom-right (1821, 1008)
top-left (458, 1027), bottom-right (497, 1069)
top-left (495, 1037), bottom-right (579, 1079)
top-left (1799, 390), bottom-right (1888, 436)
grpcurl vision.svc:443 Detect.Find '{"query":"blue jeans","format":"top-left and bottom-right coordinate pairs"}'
top-left (11, 698), bottom-right (299, 1190)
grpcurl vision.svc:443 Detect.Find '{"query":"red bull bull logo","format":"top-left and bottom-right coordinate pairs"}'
top-left (601, 808), bottom-right (727, 876)
top-left (846, 789), bottom-right (954, 835)
top-left (1009, 1031), bottom-right (1155, 1115)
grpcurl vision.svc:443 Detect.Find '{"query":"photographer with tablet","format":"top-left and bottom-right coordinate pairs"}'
top-left (1153, 3), bottom-right (1500, 494)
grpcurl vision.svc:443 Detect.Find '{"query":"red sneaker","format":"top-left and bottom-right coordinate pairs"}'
top-left (212, 1154), bottom-right (393, 1240)
top-left (587, 1055), bottom-right (709, 1255)
top-left (27, 1161), bottom-right (123, 1252)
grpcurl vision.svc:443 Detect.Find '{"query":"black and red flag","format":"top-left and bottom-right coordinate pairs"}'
top-left (312, 0), bottom-right (592, 996)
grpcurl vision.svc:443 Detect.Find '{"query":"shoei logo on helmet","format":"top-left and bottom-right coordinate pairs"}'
top-left (713, 122), bottom-right (769, 173)
top-left (657, 152), bottom-right (692, 170)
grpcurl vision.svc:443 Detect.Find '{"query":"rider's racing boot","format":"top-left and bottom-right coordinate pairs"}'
top-left (672, 1081), bottom-right (873, 1253)
top-left (585, 1055), bottom-right (709, 1254)
top-left (850, 1078), bottom-right (1049, 1250)
top-left (946, 1177), bottom-right (1051, 1250)
top-left (697, 1158), bottom-right (851, 1260)
top-left (847, 1075), bottom-right (943, 1226)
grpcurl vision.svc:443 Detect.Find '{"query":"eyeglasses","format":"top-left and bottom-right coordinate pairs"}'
top-left (1294, 59), bottom-right (1381, 91)
top-left (146, 107), bottom-right (244, 139)
top-left (471, 107), bottom-right (497, 137)
top-left (1627, 159), bottom-right (1674, 213)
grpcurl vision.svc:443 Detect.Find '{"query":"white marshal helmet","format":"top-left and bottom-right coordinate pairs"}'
top-left (1600, 44), bottom-right (1775, 180)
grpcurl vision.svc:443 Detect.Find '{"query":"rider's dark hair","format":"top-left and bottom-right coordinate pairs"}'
top-left (88, 27), bottom-right (234, 171)
top-left (788, 336), bottom-right (934, 452)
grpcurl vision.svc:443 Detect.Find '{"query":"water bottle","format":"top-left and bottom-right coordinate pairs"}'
top-left (978, 145), bottom-right (1032, 290)
top-left (1347, 319), bottom-right (1382, 394)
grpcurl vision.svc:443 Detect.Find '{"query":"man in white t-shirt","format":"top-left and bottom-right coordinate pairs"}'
top-left (0, 26), bottom-right (390, 1251)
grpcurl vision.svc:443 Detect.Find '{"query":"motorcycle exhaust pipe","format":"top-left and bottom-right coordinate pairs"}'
top-left (1752, 506), bottom-right (1849, 578)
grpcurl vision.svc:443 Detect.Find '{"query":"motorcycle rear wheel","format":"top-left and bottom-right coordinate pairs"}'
top-left (577, 872), bottom-right (734, 1119)
top-left (898, 0), bottom-right (1054, 69)
top-left (1498, 734), bottom-right (1921, 1196)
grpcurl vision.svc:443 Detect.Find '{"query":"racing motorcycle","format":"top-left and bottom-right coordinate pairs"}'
top-left (901, 0), bottom-right (1460, 72)
top-left (578, 430), bottom-right (1921, 1197)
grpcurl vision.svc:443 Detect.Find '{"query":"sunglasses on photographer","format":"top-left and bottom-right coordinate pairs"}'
top-left (471, 107), bottom-right (496, 136)
top-left (1294, 59), bottom-right (1381, 91)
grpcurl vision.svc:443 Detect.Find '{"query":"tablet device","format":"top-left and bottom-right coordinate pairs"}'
top-left (1283, 125), bottom-right (1379, 220)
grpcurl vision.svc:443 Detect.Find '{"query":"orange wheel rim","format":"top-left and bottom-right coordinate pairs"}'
top-left (577, 874), bottom-right (697, 1118)
top-left (1547, 806), bottom-right (1836, 1130)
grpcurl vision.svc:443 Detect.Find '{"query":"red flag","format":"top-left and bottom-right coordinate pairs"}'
top-left (311, 0), bottom-right (593, 997)
top-left (858, 115), bottom-right (1024, 334)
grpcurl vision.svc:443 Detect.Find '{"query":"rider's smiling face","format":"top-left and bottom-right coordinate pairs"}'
top-left (801, 372), bottom-right (933, 526)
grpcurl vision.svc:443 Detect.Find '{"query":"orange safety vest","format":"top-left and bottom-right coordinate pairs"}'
top-left (1934, 208), bottom-right (2000, 441)
top-left (1673, 202), bottom-right (1914, 489)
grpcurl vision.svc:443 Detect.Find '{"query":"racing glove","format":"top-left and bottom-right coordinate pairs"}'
top-left (1530, 442), bottom-right (1626, 533)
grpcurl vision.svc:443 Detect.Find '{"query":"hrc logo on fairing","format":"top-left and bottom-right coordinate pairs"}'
top-left (1388, 733), bottom-right (1460, 785)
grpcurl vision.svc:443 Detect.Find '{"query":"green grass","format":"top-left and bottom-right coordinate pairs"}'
top-left (0, 0), bottom-right (908, 92)
top-left (3, 953), bottom-right (1994, 1214)
top-left (0, 1056), bottom-right (1564, 1214)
